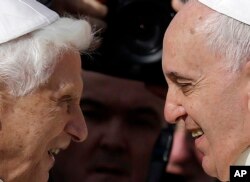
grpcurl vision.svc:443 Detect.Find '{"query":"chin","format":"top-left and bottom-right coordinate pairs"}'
top-left (30, 172), bottom-right (49, 182)
top-left (203, 157), bottom-right (229, 181)
top-left (216, 169), bottom-right (230, 182)
top-left (201, 156), bottom-right (217, 179)
top-left (19, 171), bottom-right (48, 182)
top-left (26, 164), bottom-right (50, 182)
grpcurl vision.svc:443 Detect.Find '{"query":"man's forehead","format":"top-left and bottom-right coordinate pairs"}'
top-left (163, 1), bottom-right (214, 68)
top-left (172, 0), bottom-right (212, 29)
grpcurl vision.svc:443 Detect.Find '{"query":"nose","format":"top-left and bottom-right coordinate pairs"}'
top-left (164, 89), bottom-right (186, 124)
top-left (64, 106), bottom-right (88, 142)
top-left (100, 117), bottom-right (127, 151)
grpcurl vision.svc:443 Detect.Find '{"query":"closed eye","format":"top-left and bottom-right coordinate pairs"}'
top-left (59, 95), bottom-right (73, 102)
top-left (58, 95), bottom-right (75, 113)
top-left (176, 82), bottom-right (193, 95)
top-left (167, 72), bottom-right (194, 95)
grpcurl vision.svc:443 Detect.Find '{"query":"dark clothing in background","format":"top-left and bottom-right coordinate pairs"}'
top-left (37, 0), bottom-right (52, 8)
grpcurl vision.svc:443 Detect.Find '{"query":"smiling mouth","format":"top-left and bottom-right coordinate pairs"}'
top-left (191, 129), bottom-right (204, 139)
top-left (48, 148), bottom-right (61, 158)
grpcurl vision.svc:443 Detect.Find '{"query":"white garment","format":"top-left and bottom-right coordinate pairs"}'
top-left (0, 0), bottom-right (59, 44)
top-left (199, 0), bottom-right (250, 26)
top-left (234, 147), bottom-right (250, 166)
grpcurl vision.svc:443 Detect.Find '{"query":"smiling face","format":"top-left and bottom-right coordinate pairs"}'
top-left (162, 1), bottom-right (250, 181)
top-left (51, 71), bottom-right (166, 182)
top-left (0, 51), bottom-right (87, 182)
top-left (166, 121), bottom-right (215, 182)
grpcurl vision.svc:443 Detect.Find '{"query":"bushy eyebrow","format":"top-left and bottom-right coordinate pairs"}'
top-left (167, 71), bottom-right (194, 82)
top-left (60, 84), bottom-right (78, 97)
top-left (50, 83), bottom-right (80, 102)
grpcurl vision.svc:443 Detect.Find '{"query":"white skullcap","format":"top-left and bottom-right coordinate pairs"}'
top-left (199, 0), bottom-right (250, 25)
top-left (0, 0), bottom-right (59, 44)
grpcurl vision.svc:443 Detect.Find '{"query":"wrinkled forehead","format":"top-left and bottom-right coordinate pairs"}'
top-left (162, 1), bottom-right (220, 78)
top-left (162, 0), bottom-right (215, 69)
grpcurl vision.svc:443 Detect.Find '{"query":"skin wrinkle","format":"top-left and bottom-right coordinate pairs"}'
top-left (51, 71), bottom-right (165, 182)
top-left (0, 51), bottom-right (86, 182)
top-left (162, 1), bottom-right (250, 180)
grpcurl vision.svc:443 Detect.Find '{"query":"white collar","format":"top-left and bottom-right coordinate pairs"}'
top-left (235, 147), bottom-right (250, 166)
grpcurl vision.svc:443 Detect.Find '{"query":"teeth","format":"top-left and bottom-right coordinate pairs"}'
top-left (49, 148), bottom-right (60, 156)
top-left (191, 129), bottom-right (204, 138)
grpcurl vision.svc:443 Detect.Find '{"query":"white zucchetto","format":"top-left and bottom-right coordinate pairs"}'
top-left (0, 0), bottom-right (59, 44)
top-left (199, 0), bottom-right (250, 25)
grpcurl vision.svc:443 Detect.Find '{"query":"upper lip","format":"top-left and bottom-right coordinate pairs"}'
top-left (184, 118), bottom-right (202, 133)
top-left (48, 141), bottom-right (71, 154)
top-left (61, 142), bottom-right (71, 150)
top-left (186, 127), bottom-right (202, 133)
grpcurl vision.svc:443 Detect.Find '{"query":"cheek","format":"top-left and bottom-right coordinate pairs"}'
top-left (42, 104), bottom-right (69, 133)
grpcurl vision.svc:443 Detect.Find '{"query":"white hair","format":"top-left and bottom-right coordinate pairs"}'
top-left (0, 17), bottom-right (93, 97)
top-left (198, 12), bottom-right (250, 72)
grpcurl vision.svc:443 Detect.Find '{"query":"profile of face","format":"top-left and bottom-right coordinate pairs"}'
top-left (0, 51), bottom-right (87, 182)
top-left (51, 71), bottom-right (166, 182)
top-left (166, 121), bottom-right (215, 182)
top-left (162, 1), bottom-right (250, 181)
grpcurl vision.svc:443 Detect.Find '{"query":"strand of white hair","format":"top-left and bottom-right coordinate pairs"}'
top-left (198, 12), bottom-right (250, 72)
top-left (0, 17), bottom-right (93, 97)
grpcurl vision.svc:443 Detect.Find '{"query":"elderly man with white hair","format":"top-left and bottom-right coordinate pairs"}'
top-left (163, 0), bottom-right (250, 181)
top-left (0, 0), bottom-right (94, 182)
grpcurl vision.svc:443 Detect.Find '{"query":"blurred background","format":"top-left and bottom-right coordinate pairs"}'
top-left (44, 0), bottom-right (218, 181)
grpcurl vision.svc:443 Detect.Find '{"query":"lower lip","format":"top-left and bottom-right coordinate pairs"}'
top-left (194, 133), bottom-right (204, 146)
top-left (48, 152), bottom-right (55, 169)
top-left (194, 134), bottom-right (205, 159)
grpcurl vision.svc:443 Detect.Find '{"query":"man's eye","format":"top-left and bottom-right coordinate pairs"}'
top-left (59, 95), bottom-right (73, 113)
top-left (60, 98), bottom-right (73, 106)
top-left (177, 82), bottom-right (193, 94)
top-left (177, 82), bottom-right (191, 87)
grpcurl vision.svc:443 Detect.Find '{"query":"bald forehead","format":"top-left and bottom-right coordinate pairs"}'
top-left (163, 0), bottom-right (217, 56)
top-left (167, 0), bottom-right (214, 33)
